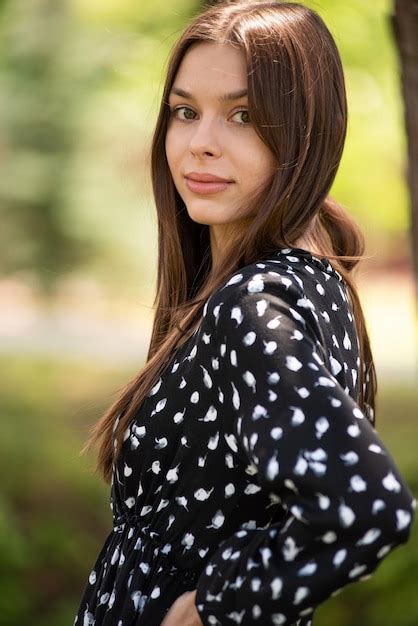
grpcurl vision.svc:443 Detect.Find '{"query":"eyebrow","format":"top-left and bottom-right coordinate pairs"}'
top-left (169, 86), bottom-right (248, 102)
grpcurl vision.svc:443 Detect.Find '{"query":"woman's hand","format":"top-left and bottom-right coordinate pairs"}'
top-left (160, 589), bottom-right (204, 626)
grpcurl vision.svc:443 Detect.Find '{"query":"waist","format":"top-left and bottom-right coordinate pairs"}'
top-left (112, 512), bottom-right (199, 584)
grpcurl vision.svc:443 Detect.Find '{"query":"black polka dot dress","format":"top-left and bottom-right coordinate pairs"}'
top-left (73, 247), bottom-right (416, 626)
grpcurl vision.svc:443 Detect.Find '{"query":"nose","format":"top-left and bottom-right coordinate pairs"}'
top-left (188, 116), bottom-right (222, 159)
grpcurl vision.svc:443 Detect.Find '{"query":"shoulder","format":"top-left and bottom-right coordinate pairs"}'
top-left (205, 249), bottom-right (347, 318)
top-left (216, 264), bottom-right (300, 309)
top-left (199, 251), bottom-right (359, 399)
top-left (201, 249), bottom-right (352, 348)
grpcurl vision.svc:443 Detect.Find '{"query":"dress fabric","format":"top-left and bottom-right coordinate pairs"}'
top-left (73, 247), bottom-right (416, 626)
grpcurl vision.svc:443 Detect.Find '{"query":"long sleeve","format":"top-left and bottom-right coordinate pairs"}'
top-left (194, 267), bottom-right (416, 626)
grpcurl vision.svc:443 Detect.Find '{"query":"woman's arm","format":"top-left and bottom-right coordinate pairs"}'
top-left (194, 269), bottom-right (416, 626)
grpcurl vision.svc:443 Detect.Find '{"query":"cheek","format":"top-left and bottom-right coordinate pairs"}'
top-left (237, 138), bottom-right (276, 177)
top-left (250, 150), bottom-right (276, 185)
top-left (242, 160), bottom-right (274, 190)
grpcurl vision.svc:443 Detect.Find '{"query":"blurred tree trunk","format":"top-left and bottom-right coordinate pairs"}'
top-left (391, 0), bottom-right (418, 304)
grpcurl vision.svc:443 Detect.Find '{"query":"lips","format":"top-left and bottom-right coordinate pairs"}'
top-left (184, 172), bottom-right (234, 195)
top-left (185, 172), bottom-right (232, 183)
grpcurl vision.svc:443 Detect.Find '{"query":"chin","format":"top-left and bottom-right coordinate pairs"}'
top-left (186, 199), bottom-right (239, 217)
top-left (184, 206), bottom-right (223, 224)
top-left (187, 215), bottom-right (212, 226)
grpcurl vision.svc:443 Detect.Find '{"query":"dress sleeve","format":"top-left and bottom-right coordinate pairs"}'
top-left (194, 269), bottom-right (416, 626)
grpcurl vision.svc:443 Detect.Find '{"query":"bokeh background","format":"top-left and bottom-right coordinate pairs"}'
top-left (0, 0), bottom-right (417, 625)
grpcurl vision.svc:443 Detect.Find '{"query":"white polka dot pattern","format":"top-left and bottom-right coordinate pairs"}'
top-left (73, 247), bottom-right (416, 626)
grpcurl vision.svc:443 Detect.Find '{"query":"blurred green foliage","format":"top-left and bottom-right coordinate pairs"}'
top-left (0, 353), bottom-right (416, 626)
top-left (0, 0), bottom-right (107, 292)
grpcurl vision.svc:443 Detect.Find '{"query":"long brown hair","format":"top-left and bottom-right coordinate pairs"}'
top-left (81, 0), bottom-right (377, 484)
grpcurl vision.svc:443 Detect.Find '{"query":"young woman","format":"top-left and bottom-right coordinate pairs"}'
top-left (73, 2), bottom-right (416, 625)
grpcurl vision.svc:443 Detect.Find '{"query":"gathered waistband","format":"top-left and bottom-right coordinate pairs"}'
top-left (112, 513), bottom-right (198, 583)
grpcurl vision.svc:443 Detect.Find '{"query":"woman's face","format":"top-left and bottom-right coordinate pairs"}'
top-left (165, 42), bottom-right (277, 233)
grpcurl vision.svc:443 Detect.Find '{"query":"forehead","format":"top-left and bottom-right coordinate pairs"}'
top-left (173, 42), bottom-right (248, 90)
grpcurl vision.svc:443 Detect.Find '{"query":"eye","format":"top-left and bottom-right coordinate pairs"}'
top-left (169, 106), bottom-right (197, 121)
top-left (231, 109), bottom-right (251, 125)
top-left (168, 105), bottom-right (251, 125)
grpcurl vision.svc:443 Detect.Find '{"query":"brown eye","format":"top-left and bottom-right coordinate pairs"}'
top-left (232, 109), bottom-right (251, 125)
top-left (170, 106), bottom-right (196, 121)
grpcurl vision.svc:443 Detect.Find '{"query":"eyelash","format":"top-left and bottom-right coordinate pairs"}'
top-left (168, 105), bottom-right (251, 126)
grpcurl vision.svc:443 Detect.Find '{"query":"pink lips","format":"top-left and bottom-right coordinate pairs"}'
top-left (184, 172), bottom-right (233, 195)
